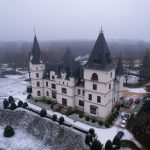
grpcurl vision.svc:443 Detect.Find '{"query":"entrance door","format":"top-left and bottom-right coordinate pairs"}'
top-left (62, 98), bottom-right (67, 106)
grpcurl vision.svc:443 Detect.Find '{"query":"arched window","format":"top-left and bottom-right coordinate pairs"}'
top-left (91, 73), bottom-right (98, 81)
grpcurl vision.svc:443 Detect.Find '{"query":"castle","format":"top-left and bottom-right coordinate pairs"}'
top-left (29, 31), bottom-right (124, 121)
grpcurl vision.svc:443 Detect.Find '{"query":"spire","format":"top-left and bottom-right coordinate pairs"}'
top-left (116, 53), bottom-right (124, 76)
top-left (62, 47), bottom-right (79, 78)
top-left (31, 35), bottom-right (41, 64)
top-left (86, 31), bottom-right (114, 70)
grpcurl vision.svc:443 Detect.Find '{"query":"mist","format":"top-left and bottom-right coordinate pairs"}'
top-left (0, 0), bottom-right (150, 41)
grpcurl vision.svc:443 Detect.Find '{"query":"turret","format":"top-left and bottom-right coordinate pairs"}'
top-left (116, 54), bottom-right (124, 98)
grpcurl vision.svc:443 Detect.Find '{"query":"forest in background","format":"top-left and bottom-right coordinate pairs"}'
top-left (0, 39), bottom-right (150, 67)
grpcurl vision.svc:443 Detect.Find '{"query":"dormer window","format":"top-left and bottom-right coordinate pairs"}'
top-left (91, 73), bottom-right (98, 81)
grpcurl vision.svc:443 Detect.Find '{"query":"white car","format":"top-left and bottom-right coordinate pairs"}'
top-left (121, 119), bottom-right (127, 128)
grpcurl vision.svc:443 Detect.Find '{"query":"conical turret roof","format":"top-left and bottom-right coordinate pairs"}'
top-left (31, 35), bottom-right (41, 64)
top-left (86, 31), bottom-right (114, 70)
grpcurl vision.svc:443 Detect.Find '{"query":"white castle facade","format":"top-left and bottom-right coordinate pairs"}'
top-left (29, 31), bottom-right (124, 121)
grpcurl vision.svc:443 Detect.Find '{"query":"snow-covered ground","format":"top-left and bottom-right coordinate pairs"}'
top-left (127, 87), bottom-right (147, 93)
top-left (0, 126), bottom-right (50, 150)
top-left (0, 73), bottom-right (141, 148)
top-left (0, 73), bottom-right (28, 100)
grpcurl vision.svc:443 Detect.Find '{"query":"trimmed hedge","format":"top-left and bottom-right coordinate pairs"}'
top-left (73, 126), bottom-right (88, 134)
top-left (40, 108), bottom-right (47, 117)
top-left (91, 118), bottom-right (96, 123)
top-left (98, 121), bottom-right (103, 126)
top-left (18, 100), bottom-right (23, 107)
top-left (52, 114), bottom-right (57, 121)
top-left (59, 116), bottom-right (64, 125)
top-left (85, 116), bottom-right (90, 121)
top-left (8, 96), bottom-right (14, 104)
top-left (79, 113), bottom-right (83, 118)
top-left (105, 122), bottom-right (110, 128)
top-left (89, 128), bottom-right (95, 135)
top-left (27, 94), bottom-right (32, 99)
top-left (4, 125), bottom-right (15, 137)
top-left (23, 102), bottom-right (28, 108)
top-left (3, 99), bottom-right (9, 109)
top-left (10, 102), bottom-right (17, 110)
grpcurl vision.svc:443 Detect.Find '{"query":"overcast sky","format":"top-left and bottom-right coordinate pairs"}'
top-left (0, 0), bottom-right (150, 41)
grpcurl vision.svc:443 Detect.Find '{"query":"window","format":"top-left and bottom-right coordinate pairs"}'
top-left (93, 84), bottom-right (97, 90)
top-left (52, 76), bottom-right (55, 80)
top-left (78, 89), bottom-right (81, 95)
top-left (109, 84), bottom-right (111, 90)
top-left (97, 96), bottom-right (101, 103)
top-left (91, 73), bottom-right (98, 81)
top-left (62, 98), bottom-right (67, 106)
top-left (110, 72), bottom-right (112, 78)
top-left (37, 82), bottom-right (40, 87)
top-left (52, 92), bottom-right (56, 99)
top-left (82, 90), bottom-right (85, 96)
top-left (62, 88), bottom-right (67, 94)
top-left (90, 106), bottom-right (97, 115)
top-left (51, 84), bottom-right (56, 89)
top-left (36, 73), bottom-right (39, 78)
top-left (46, 91), bottom-right (49, 96)
top-left (46, 81), bottom-right (48, 87)
top-left (79, 100), bottom-right (84, 107)
top-left (89, 94), bottom-right (92, 100)
top-left (37, 91), bottom-right (40, 96)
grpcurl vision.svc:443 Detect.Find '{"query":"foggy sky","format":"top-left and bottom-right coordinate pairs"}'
top-left (0, 0), bottom-right (150, 41)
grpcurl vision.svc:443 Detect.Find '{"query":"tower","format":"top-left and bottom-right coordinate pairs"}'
top-left (84, 31), bottom-right (116, 121)
top-left (116, 54), bottom-right (124, 99)
top-left (30, 35), bottom-right (45, 100)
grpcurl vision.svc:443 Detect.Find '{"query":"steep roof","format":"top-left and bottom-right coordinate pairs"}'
top-left (31, 35), bottom-right (41, 64)
top-left (86, 31), bottom-right (115, 70)
top-left (116, 55), bottom-right (124, 76)
top-left (62, 47), bottom-right (80, 79)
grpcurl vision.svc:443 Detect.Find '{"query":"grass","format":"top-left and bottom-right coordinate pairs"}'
top-left (124, 83), bottom-right (143, 88)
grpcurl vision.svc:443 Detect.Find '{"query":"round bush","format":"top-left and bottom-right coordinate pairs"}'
top-left (52, 114), bottom-right (57, 121)
top-left (105, 122), bottom-right (110, 128)
top-left (91, 118), bottom-right (96, 123)
top-left (18, 100), bottom-right (23, 107)
top-left (105, 140), bottom-right (112, 150)
top-left (23, 102), bottom-right (28, 108)
top-left (10, 102), bottom-right (17, 110)
top-left (98, 121), bottom-right (103, 126)
top-left (27, 94), bottom-right (32, 99)
top-left (47, 100), bottom-right (52, 104)
top-left (79, 113), bottom-right (83, 118)
top-left (85, 133), bottom-right (92, 146)
top-left (91, 139), bottom-right (103, 150)
top-left (89, 128), bottom-right (95, 135)
top-left (4, 125), bottom-right (15, 137)
top-left (3, 99), bottom-right (9, 109)
top-left (8, 96), bottom-right (14, 103)
top-left (85, 116), bottom-right (90, 121)
top-left (40, 108), bottom-right (47, 117)
top-left (59, 116), bottom-right (64, 124)
top-left (27, 86), bottom-right (32, 93)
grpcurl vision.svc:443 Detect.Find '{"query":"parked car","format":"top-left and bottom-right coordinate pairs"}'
top-left (125, 98), bottom-right (133, 108)
top-left (121, 120), bottom-right (127, 128)
top-left (113, 131), bottom-right (124, 143)
top-left (139, 96), bottom-right (145, 101)
top-left (135, 98), bottom-right (140, 104)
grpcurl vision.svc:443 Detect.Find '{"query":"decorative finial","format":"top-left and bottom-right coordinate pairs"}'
top-left (34, 26), bottom-right (36, 36)
top-left (101, 26), bottom-right (103, 33)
